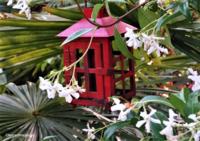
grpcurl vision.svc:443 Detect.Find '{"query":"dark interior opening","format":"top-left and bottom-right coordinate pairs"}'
top-left (87, 49), bottom-right (95, 68)
top-left (76, 49), bottom-right (83, 67)
top-left (77, 73), bottom-right (85, 87)
top-left (89, 73), bottom-right (97, 91)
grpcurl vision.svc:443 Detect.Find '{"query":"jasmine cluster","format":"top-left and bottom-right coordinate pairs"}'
top-left (39, 77), bottom-right (85, 103)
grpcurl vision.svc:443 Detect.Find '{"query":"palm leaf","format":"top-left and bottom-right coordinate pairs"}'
top-left (0, 7), bottom-right (83, 82)
top-left (169, 22), bottom-right (200, 62)
top-left (0, 82), bottom-right (93, 141)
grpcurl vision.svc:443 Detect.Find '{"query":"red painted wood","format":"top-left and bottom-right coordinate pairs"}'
top-left (102, 39), bottom-right (114, 102)
top-left (92, 41), bottom-right (104, 100)
top-left (63, 44), bottom-right (72, 83)
top-left (72, 99), bottom-right (106, 106)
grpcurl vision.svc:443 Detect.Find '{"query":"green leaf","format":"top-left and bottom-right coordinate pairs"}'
top-left (108, 3), bottom-right (136, 23)
top-left (114, 28), bottom-right (136, 60)
top-left (185, 91), bottom-right (200, 116)
top-left (0, 19), bottom-right (74, 29)
top-left (182, 88), bottom-right (190, 102)
top-left (43, 7), bottom-right (82, 20)
top-left (0, 48), bottom-right (61, 68)
top-left (156, 12), bottom-right (182, 31)
top-left (171, 30), bottom-right (200, 62)
top-left (151, 112), bottom-right (167, 141)
top-left (104, 121), bottom-right (130, 141)
top-left (135, 96), bottom-right (174, 109)
top-left (92, 4), bottom-right (104, 21)
top-left (169, 94), bottom-right (186, 116)
top-left (61, 28), bottom-right (93, 46)
top-left (138, 8), bottom-right (158, 29)
top-left (178, 2), bottom-right (191, 20)
top-left (172, 88), bottom-right (190, 103)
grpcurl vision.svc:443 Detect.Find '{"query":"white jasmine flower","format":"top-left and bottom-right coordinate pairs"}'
top-left (57, 86), bottom-right (70, 97)
top-left (69, 89), bottom-right (80, 99)
top-left (136, 108), bottom-right (161, 133)
top-left (39, 77), bottom-right (83, 103)
top-left (142, 34), bottom-right (168, 57)
top-left (157, 0), bottom-right (165, 7)
top-left (186, 114), bottom-right (200, 138)
top-left (111, 97), bottom-right (126, 112)
top-left (46, 87), bottom-right (56, 99)
top-left (53, 82), bottom-right (64, 93)
top-left (160, 121), bottom-right (174, 139)
top-left (13, 0), bottom-right (31, 19)
top-left (160, 109), bottom-right (180, 139)
top-left (194, 130), bottom-right (200, 141)
top-left (71, 81), bottom-right (85, 95)
top-left (188, 114), bottom-right (198, 122)
top-left (118, 108), bottom-right (132, 121)
top-left (188, 68), bottom-right (200, 92)
top-left (57, 86), bottom-right (80, 103)
top-left (74, 85), bottom-right (86, 93)
top-left (82, 123), bottom-right (96, 140)
top-left (39, 77), bottom-right (52, 91)
top-left (168, 109), bottom-right (180, 123)
top-left (139, 0), bottom-right (146, 4)
top-left (7, 0), bottom-right (13, 6)
top-left (58, 87), bottom-right (73, 103)
top-left (111, 98), bottom-right (133, 121)
top-left (39, 77), bottom-right (56, 99)
top-left (64, 94), bottom-right (73, 103)
top-left (188, 68), bottom-right (198, 76)
top-left (7, 0), bottom-right (31, 19)
top-left (166, 135), bottom-right (179, 141)
top-left (125, 28), bottom-right (142, 49)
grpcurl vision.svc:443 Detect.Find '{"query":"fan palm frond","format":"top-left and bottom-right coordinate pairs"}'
top-left (0, 82), bottom-right (93, 141)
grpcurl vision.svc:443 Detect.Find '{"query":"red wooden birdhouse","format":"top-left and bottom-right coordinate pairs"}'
top-left (57, 7), bottom-right (136, 106)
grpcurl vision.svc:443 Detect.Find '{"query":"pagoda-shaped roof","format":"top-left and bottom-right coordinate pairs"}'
top-left (57, 16), bottom-right (136, 38)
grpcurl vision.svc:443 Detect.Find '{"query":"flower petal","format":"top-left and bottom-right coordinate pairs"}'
top-left (118, 111), bottom-right (128, 121)
top-left (136, 120), bottom-right (146, 128)
top-left (111, 104), bottom-right (126, 112)
top-left (39, 77), bottom-right (52, 91)
top-left (150, 118), bottom-right (161, 124)
top-left (188, 114), bottom-right (197, 121)
top-left (71, 92), bottom-right (80, 99)
top-left (47, 88), bottom-right (56, 99)
top-left (145, 120), bottom-right (151, 133)
top-left (112, 97), bottom-right (121, 105)
top-left (7, 0), bottom-right (13, 6)
top-left (160, 125), bottom-right (173, 137)
top-left (65, 94), bottom-right (73, 103)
